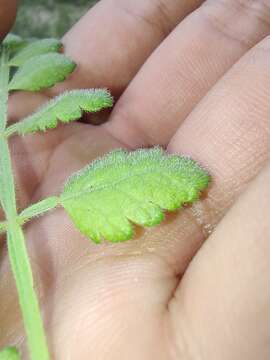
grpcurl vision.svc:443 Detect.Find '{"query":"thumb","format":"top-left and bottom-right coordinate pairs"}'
top-left (0, 0), bottom-right (17, 40)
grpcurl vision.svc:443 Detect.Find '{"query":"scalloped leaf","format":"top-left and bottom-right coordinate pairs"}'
top-left (7, 89), bottom-right (113, 136)
top-left (0, 347), bottom-right (20, 360)
top-left (8, 53), bottom-right (76, 91)
top-left (9, 38), bottom-right (62, 66)
top-left (60, 148), bottom-right (210, 243)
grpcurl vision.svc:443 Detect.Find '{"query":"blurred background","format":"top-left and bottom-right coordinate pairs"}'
top-left (13, 0), bottom-right (99, 38)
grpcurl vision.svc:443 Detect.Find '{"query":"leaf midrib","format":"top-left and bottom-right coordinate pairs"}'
top-left (61, 166), bottom-right (191, 203)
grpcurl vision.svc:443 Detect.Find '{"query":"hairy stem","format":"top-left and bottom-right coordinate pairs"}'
top-left (0, 49), bottom-right (9, 131)
top-left (0, 50), bottom-right (49, 360)
top-left (20, 196), bottom-right (59, 221)
top-left (0, 196), bottom-right (59, 235)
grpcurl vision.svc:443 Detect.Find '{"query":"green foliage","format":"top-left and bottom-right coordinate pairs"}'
top-left (0, 35), bottom-right (79, 360)
top-left (9, 38), bottom-right (62, 66)
top-left (61, 148), bottom-right (210, 243)
top-left (9, 53), bottom-right (76, 91)
top-left (2, 34), bottom-right (27, 53)
top-left (7, 89), bottom-right (113, 135)
top-left (0, 347), bottom-right (20, 360)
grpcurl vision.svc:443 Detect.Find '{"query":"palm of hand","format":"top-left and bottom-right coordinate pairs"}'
top-left (1, 106), bottom-right (188, 359)
top-left (2, 1), bottom-right (270, 359)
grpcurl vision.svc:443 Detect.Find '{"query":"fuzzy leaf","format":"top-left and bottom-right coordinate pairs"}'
top-left (9, 53), bottom-right (76, 91)
top-left (9, 38), bottom-right (62, 66)
top-left (60, 148), bottom-right (210, 243)
top-left (7, 89), bottom-right (113, 136)
top-left (0, 347), bottom-right (20, 360)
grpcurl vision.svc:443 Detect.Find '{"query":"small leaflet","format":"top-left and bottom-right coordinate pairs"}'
top-left (8, 89), bottom-right (113, 135)
top-left (0, 347), bottom-right (20, 360)
top-left (9, 53), bottom-right (76, 92)
top-left (61, 148), bottom-right (210, 243)
top-left (9, 38), bottom-right (62, 66)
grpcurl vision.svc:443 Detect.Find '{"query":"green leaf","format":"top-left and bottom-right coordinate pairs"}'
top-left (2, 34), bottom-right (27, 53)
top-left (8, 53), bottom-right (76, 91)
top-left (0, 347), bottom-right (20, 360)
top-left (9, 38), bottom-right (62, 67)
top-left (60, 148), bottom-right (210, 243)
top-left (7, 89), bottom-right (113, 136)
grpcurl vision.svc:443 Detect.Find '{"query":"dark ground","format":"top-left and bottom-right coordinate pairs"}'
top-left (13, 0), bottom-right (99, 38)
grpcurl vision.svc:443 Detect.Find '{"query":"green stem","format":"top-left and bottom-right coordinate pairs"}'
top-left (20, 196), bottom-right (59, 221)
top-left (3, 122), bottom-right (18, 137)
top-left (0, 51), bottom-right (49, 360)
top-left (6, 222), bottom-right (49, 360)
top-left (0, 196), bottom-right (59, 235)
top-left (0, 49), bottom-right (9, 131)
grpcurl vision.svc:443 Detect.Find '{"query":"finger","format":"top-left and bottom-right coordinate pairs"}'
top-left (105, 0), bottom-right (270, 147)
top-left (54, 0), bottom-right (204, 96)
top-left (169, 34), bottom-right (270, 219)
top-left (8, 1), bottom-right (204, 130)
top-left (158, 33), bottom-right (270, 274)
top-left (5, 23), bottom-right (270, 354)
top-left (0, 127), bottom-right (178, 359)
top-left (12, 24), bottom-right (270, 291)
top-left (0, 125), bottom-right (128, 348)
top-left (6, 0), bottom-right (206, 200)
top-left (5, 34), bottom-right (270, 356)
top-left (9, 32), bottom-right (270, 282)
top-left (0, 0), bottom-right (17, 40)
top-left (169, 162), bottom-right (270, 360)
top-left (9, 31), bottom-right (270, 283)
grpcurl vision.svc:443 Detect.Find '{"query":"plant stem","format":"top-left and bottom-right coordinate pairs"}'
top-left (0, 51), bottom-right (49, 360)
top-left (6, 221), bottom-right (49, 360)
top-left (0, 49), bottom-right (9, 131)
top-left (20, 196), bottom-right (59, 221)
top-left (0, 196), bottom-right (59, 235)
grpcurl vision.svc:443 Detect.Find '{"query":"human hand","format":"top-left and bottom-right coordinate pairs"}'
top-left (1, 1), bottom-right (270, 359)
top-left (0, 0), bottom-right (16, 41)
